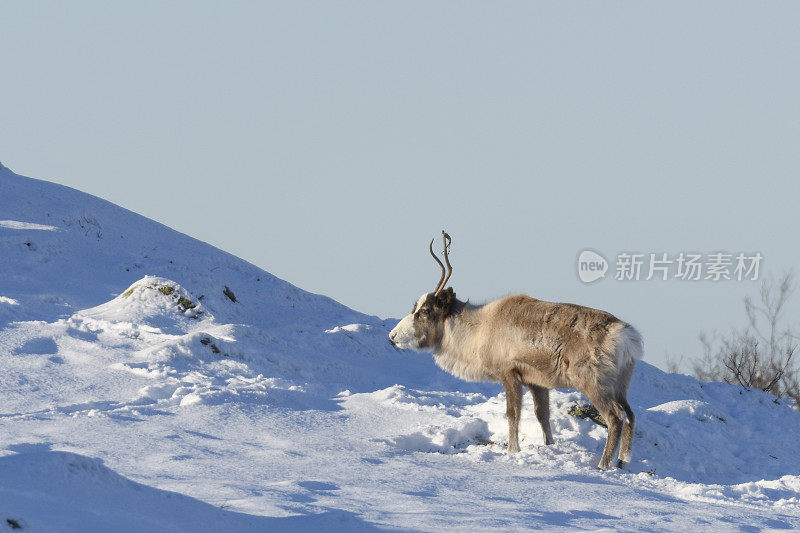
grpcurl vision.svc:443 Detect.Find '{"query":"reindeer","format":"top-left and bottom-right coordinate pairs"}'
top-left (389, 232), bottom-right (643, 470)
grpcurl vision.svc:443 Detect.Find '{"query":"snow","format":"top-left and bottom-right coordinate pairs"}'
top-left (1, 163), bottom-right (799, 531)
top-left (0, 220), bottom-right (58, 231)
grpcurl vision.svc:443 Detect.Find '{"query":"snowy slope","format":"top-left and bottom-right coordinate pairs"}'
top-left (0, 161), bottom-right (366, 331)
top-left (1, 163), bottom-right (799, 532)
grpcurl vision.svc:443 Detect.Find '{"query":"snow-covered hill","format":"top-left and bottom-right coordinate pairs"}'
top-left (1, 163), bottom-right (799, 531)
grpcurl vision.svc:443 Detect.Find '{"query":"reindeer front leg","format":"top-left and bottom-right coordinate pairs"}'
top-left (501, 372), bottom-right (523, 454)
top-left (529, 385), bottom-right (554, 445)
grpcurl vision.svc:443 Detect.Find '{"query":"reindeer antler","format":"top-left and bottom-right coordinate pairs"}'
top-left (429, 238), bottom-right (446, 294)
top-left (431, 230), bottom-right (453, 296)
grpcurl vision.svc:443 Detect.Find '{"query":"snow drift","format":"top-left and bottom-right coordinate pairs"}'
top-left (1, 163), bottom-right (799, 531)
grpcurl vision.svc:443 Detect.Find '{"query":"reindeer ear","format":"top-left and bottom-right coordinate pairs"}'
top-left (436, 287), bottom-right (455, 309)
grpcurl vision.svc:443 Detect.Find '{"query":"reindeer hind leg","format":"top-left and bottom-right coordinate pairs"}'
top-left (591, 395), bottom-right (624, 471)
top-left (617, 398), bottom-right (635, 469)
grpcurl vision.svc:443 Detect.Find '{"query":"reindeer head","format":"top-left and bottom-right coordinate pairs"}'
top-left (389, 231), bottom-right (457, 351)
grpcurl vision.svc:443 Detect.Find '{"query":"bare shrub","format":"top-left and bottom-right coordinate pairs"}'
top-left (671, 272), bottom-right (799, 408)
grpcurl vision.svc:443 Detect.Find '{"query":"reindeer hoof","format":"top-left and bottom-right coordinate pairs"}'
top-left (507, 445), bottom-right (520, 454)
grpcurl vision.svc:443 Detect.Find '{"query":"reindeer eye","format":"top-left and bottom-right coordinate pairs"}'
top-left (419, 308), bottom-right (430, 316)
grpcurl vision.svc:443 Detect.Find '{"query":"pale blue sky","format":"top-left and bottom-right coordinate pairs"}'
top-left (2, 2), bottom-right (800, 369)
